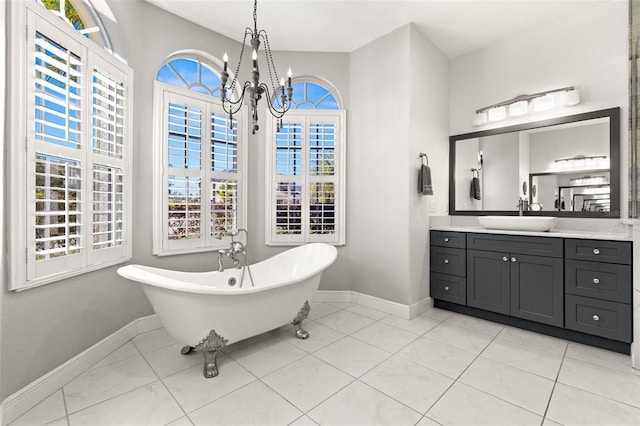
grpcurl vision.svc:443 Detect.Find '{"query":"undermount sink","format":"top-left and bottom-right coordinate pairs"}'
top-left (478, 216), bottom-right (557, 232)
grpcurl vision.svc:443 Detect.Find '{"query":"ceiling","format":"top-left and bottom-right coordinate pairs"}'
top-left (144, 0), bottom-right (616, 59)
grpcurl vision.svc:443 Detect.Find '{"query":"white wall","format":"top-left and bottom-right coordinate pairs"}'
top-left (1, 0), bottom-right (6, 404)
top-left (347, 25), bottom-right (412, 304)
top-left (408, 26), bottom-right (449, 305)
top-left (449, 2), bottom-right (628, 215)
top-left (480, 133), bottom-right (520, 210)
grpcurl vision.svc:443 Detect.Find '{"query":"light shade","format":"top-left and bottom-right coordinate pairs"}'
top-left (562, 88), bottom-right (580, 106)
top-left (533, 94), bottom-right (555, 112)
top-left (472, 112), bottom-right (488, 126)
top-left (488, 106), bottom-right (506, 121)
top-left (509, 100), bottom-right (528, 117)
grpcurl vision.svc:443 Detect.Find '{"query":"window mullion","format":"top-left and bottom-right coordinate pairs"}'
top-left (302, 116), bottom-right (310, 243)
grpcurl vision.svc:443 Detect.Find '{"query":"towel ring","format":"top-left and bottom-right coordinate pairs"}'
top-left (420, 153), bottom-right (429, 166)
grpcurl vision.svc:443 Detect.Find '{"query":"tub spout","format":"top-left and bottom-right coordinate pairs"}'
top-left (217, 250), bottom-right (226, 272)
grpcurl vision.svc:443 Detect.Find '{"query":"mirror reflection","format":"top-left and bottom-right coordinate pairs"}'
top-left (450, 108), bottom-right (619, 217)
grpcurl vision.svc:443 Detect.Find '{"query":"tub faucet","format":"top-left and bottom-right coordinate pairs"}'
top-left (517, 198), bottom-right (524, 216)
top-left (214, 229), bottom-right (249, 271)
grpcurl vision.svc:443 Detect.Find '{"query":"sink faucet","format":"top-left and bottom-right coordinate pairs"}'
top-left (517, 198), bottom-right (524, 216)
top-left (214, 229), bottom-right (249, 272)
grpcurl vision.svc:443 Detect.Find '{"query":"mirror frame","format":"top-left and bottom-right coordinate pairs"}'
top-left (448, 107), bottom-right (620, 217)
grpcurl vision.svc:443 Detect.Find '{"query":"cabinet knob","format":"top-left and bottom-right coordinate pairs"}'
top-left (443, 259), bottom-right (449, 264)
top-left (511, 257), bottom-right (517, 263)
top-left (444, 286), bottom-right (450, 291)
top-left (593, 315), bottom-right (600, 322)
top-left (503, 256), bottom-right (508, 262)
top-left (593, 277), bottom-right (600, 284)
top-left (444, 238), bottom-right (449, 242)
top-left (593, 248), bottom-right (600, 255)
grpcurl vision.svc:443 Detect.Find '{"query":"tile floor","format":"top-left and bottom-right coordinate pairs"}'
top-left (10, 302), bottom-right (640, 426)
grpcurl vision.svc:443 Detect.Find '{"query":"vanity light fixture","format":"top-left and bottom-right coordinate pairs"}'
top-left (472, 86), bottom-right (580, 126)
top-left (569, 175), bottom-right (608, 185)
top-left (554, 154), bottom-right (607, 168)
top-left (220, 0), bottom-right (293, 134)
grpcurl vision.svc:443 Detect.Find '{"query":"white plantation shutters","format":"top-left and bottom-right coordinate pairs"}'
top-left (155, 86), bottom-right (246, 255)
top-left (16, 7), bottom-right (132, 289)
top-left (267, 110), bottom-right (345, 245)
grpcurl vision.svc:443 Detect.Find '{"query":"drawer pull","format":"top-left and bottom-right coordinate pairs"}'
top-left (593, 315), bottom-right (600, 322)
top-left (593, 248), bottom-right (600, 255)
top-left (444, 238), bottom-right (449, 242)
top-left (511, 257), bottom-right (517, 263)
top-left (593, 277), bottom-right (600, 284)
top-left (444, 286), bottom-right (450, 291)
top-left (503, 256), bottom-right (508, 262)
top-left (444, 259), bottom-right (449, 264)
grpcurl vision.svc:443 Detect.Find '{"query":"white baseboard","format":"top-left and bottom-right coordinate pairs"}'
top-left (2, 315), bottom-right (161, 425)
top-left (312, 290), bottom-right (352, 303)
top-left (315, 290), bottom-right (432, 320)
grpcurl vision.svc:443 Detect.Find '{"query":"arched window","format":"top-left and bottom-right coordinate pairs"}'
top-left (9, 0), bottom-right (132, 289)
top-left (35, 0), bottom-right (111, 50)
top-left (157, 57), bottom-right (222, 98)
top-left (266, 79), bottom-right (346, 246)
top-left (153, 54), bottom-right (247, 256)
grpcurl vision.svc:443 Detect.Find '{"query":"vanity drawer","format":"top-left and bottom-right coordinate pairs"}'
top-left (430, 273), bottom-right (466, 305)
top-left (565, 260), bottom-right (632, 304)
top-left (431, 231), bottom-right (466, 249)
top-left (565, 239), bottom-right (631, 265)
top-left (467, 233), bottom-right (562, 258)
top-left (430, 247), bottom-right (466, 277)
top-left (565, 294), bottom-right (632, 343)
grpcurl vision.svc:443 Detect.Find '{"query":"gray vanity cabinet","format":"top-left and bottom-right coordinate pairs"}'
top-left (467, 250), bottom-right (510, 314)
top-left (509, 254), bottom-right (564, 327)
top-left (564, 239), bottom-right (632, 342)
top-left (466, 234), bottom-right (564, 326)
top-left (430, 230), bottom-right (633, 353)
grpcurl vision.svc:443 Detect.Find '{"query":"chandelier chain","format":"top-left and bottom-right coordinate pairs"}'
top-left (260, 31), bottom-right (284, 108)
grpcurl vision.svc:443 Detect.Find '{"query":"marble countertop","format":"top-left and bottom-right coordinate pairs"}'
top-left (430, 225), bottom-right (632, 241)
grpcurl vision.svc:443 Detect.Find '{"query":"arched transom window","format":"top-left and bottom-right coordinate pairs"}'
top-left (157, 58), bottom-right (222, 98)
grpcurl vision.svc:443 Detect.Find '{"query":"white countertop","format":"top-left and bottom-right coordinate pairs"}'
top-left (430, 225), bottom-right (632, 241)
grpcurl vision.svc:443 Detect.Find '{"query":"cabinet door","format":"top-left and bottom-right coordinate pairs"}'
top-left (467, 250), bottom-right (510, 315)
top-left (510, 254), bottom-right (564, 327)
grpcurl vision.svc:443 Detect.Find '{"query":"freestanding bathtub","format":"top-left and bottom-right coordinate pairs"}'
top-left (117, 243), bottom-right (337, 377)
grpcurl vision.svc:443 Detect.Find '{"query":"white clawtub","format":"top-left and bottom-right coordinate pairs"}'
top-left (117, 243), bottom-right (337, 377)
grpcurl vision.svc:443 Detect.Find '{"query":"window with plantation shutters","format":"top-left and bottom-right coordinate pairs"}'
top-left (9, 3), bottom-right (133, 290)
top-left (266, 81), bottom-right (345, 246)
top-left (153, 77), bottom-right (246, 256)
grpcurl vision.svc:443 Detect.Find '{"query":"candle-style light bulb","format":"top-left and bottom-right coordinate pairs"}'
top-left (280, 78), bottom-right (285, 87)
top-left (287, 68), bottom-right (292, 87)
top-left (252, 49), bottom-right (258, 69)
top-left (223, 52), bottom-right (228, 72)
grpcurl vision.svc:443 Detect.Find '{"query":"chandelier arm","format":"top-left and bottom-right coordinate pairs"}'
top-left (222, 82), bottom-right (252, 116)
top-left (260, 83), bottom-right (289, 118)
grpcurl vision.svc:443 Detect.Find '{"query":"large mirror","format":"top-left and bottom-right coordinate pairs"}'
top-left (449, 107), bottom-right (620, 217)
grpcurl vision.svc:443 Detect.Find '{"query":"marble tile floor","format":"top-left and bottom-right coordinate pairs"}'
top-left (10, 302), bottom-right (640, 426)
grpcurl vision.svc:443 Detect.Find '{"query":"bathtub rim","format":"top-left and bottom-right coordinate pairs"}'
top-left (116, 243), bottom-right (337, 295)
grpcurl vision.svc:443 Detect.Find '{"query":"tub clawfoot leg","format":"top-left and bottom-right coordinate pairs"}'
top-left (194, 329), bottom-right (228, 378)
top-left (180, 346), bottom-right (194, 355)
top-left (292, 300), bottom-right (311, 340)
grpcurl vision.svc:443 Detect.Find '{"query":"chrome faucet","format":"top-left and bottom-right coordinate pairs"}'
top-left (214, 229), bottom-right (249, 272)
top-left (517, 198), bottom-right (524, 216)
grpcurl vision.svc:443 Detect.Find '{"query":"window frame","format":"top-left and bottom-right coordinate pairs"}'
top-left (8, 1), bottom-right (133, 291)
top-left (266, 106), bottom-right (346, 247)
top-left (152, 81), bottom-right (248, 256)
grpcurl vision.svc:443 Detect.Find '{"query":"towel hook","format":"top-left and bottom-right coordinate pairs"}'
top-left (420, 153), bottom-right (429, 166)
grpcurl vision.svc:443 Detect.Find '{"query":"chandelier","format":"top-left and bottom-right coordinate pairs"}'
top-left (220, 0), bottom-right (293, 134)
